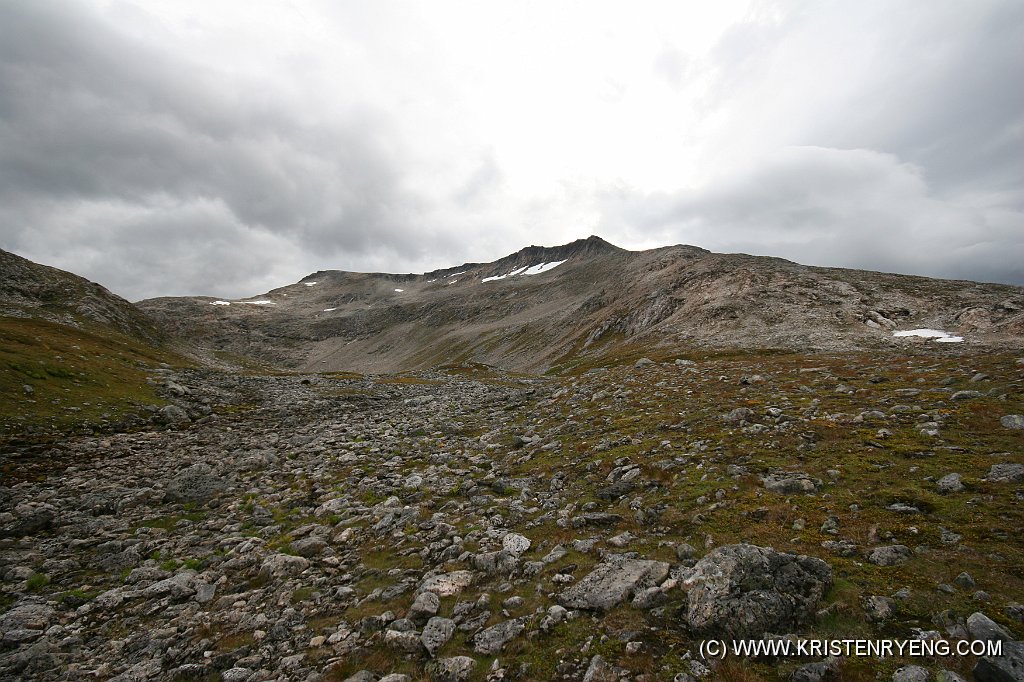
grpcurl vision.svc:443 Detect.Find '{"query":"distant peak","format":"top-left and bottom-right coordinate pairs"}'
top-left (510, 235), bottom-right (624, 260)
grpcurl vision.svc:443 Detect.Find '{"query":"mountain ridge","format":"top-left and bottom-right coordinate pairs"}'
top-left (135, 237), bottom-right (1024, 374)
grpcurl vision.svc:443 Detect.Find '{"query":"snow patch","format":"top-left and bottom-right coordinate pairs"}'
top-left (323, 308), bottom-right (336, 312)
top-left (394, 288), bottom-right (404, 292)
top-left (523, 260), bottom-right (567, 275)
top-left (482, 260), bottom-right (566, 282)
top-left (482, 266), bottom-right (528, 283)
top-left (447, 279), bottom-right (458, 285)
top-left (893, 328), bottom-right (964, 343)
top-left (304, 281), bottom-right (317, 287)
top-left (241, 300), bottom-right (275, 305)
top-left (446, 271), bottom-right (465, 278)
top-left (210, 300), bottom-right (231, 306)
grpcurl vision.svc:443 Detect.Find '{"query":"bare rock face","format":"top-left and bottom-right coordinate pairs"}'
top-left (683, 544), bottom-right (832, 639)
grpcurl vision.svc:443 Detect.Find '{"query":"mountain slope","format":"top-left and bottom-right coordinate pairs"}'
top-left (0, 249), bottom-right (163, 344)
top-left (138, 236), bottom-right (1024, 373)
top-left (0, 249), bottom-right (187, 439)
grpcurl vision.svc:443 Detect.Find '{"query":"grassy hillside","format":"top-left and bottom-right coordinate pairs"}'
top-left (0, 316), bottom-right (189, 440)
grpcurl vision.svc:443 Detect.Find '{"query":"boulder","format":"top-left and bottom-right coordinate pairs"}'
top-left (419, 571), bottom-right (474, 597)
top-left (866, 545), bottom-right (914, 567)
top-left (987, 464), bottom-right (1024, 483)
top-left (761, 472), bottom-right (821, 495)
top-left (683, 544), bottom-right (832, 639)
top-left (426, 656), bottom-right (476, 682)
top-left (472, 617), bottom-right (526, 655)
top-left (974, 640), bottom-right (1024, 682)
top-left (164, 463), bottom-right (225, 503)
top-left (999, 415), bottom-right (1024, 429)
top-left (559, 556), bottom-right (670, 611)
top-left (421, 617), bottom-right (455, 658)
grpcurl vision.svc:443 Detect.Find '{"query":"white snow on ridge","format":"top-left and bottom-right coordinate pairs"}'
top-left (482, 266), bottom-right (528, 283)
top-left (482, 260), bottom-right (566, 283)
top-left (893, 328), bottom-right (964, 343)
top-left (394, 288), bottom-right (404, 292)
top-left (304, 281), bottom-right (317, 287)
top-left (241, 300), bottom-right (275, 305)
top-left (210, 300), bottom-right (231, 306)
top-left (523, 260), bottom-right (566, 275)
top-left (323, 308), bottom-right (336, 312)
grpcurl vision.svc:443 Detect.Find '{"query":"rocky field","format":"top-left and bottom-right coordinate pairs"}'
top-left (2, 347), bottom-right (1023, 681)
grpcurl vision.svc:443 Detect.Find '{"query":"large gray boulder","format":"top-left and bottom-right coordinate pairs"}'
top-left (558, 556), bottom-right (670, 611)
top-left (683, 544), bottom-right (832, 639)
top-left (974, 640), bottom-right (1024, 682)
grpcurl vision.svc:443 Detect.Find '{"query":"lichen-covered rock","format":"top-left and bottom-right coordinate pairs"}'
top-left (471, 617), bottom-right (526, 655)
top-left (866, 545), bottom-right (914, 566)
top-left (558, 556), bottom-right (670, 611)
top-left (683, 544), bottom-right (832, 639)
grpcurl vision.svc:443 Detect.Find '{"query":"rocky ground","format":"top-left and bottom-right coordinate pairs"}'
top-left (1, 349), bottom-right (1023, 681)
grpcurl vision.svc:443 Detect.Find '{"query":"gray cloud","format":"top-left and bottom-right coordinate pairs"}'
top-left (0, 1), bottom-right (454, 299)
top-left (599, 146), bottom-right (1024, 285)
top-left (0, 0), bottom-right (1021, 300)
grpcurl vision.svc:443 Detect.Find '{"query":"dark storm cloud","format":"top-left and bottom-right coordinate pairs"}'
top-left (0, 1), bottom-right (445, 298)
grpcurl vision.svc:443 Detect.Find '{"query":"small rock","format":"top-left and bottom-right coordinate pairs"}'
top-left (427, 656), bottom-right (476, 682)
top-left (936, 473), bottom-right (965, 494)
top-left (892, 666), bottom-right (929, 682)
top-left (1000, 414), bottom-right (1024, 430)
top-left (953, 572), bottom-right (976, 590)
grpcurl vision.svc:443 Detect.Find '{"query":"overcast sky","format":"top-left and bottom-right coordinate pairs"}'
top-left (1, 0), bottom-right (1022, 300)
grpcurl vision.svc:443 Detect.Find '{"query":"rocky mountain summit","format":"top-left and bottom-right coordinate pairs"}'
top-left (137, 236), bottom-right (1024, 374)
top-left (1, 242), bottom-right (1023, 680)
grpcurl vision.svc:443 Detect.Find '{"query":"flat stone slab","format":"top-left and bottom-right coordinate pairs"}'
top-left (558, 557), bottom-right (670, 611)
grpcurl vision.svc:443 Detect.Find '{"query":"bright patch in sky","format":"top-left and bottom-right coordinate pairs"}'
top-left (892, 329), bottom-right (964, 343)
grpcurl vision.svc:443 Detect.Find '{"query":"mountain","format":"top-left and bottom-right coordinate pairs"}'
top-left (138, 235), bottom-right (1024, 373)
top-left (0, 248), bottom-right (162, 344)
top-left (0, 249), bottom-right (184, 439)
